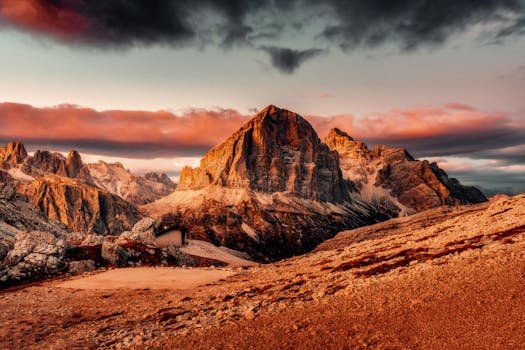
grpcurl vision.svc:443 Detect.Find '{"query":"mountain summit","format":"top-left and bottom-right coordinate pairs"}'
top-left (325, 127), bottom-right (487, 214)
top-left (178, 105), bottom-right (349, 203)
top-left (0, 141), bottom-right (28, 166)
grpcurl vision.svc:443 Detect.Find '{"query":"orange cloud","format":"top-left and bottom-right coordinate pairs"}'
top-left (0, 0), bottom-right (87, 39)
top-left (0, 102), bottom-right (522, 159)
top-left (308, 105), bottom-right (523, 157)
top-left (0, 102), bottom-right (248, 157)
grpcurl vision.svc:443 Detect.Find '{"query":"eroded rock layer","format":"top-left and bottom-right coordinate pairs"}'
top-left (17, 175), bottom-right (140, 235)
top-left (325, 128), bottom-right (487, 214)
top-left (178, 105), bottom-right (349, 203)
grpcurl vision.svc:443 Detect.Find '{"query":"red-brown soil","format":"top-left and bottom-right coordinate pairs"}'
top-left (0, 195), bottom-right (524, 349)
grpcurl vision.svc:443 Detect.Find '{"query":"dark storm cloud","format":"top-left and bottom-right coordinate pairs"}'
top-left (467, 145), bottom-right (525, 166)
top-left (446, 169), bottom-right (525, 195)
top-left (2, 1), bottom-right (525, 73)
top-left (364, 126), bottom-right (525, 159)
top-left (316, 0), bottom-right (525, 51)
top-left (260, 46), bottom-right (327, 74)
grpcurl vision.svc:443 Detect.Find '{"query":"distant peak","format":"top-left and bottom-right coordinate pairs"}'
top-left (67, 150), bottom-right (81, 160)
top-left (1, 141), bottom-right (28, 163)
top-left (254, 105), bottom-right (309, 127)
top-left (63, 149), bottom-right (83, 178)
top-left (260, 104), bottom-right (280, 114)
top-left (328, 128), bottom-right (354, 141)
top-left (6, 141), bottom-right (27, 152)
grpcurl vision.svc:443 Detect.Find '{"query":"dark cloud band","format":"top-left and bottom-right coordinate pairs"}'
top-left (1, 0), bottom-right (524, 73)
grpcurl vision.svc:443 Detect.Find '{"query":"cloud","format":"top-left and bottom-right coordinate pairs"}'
top-left (317, 0), bottom-right (525, 51)
top-left (2, 101), bottom-right (523, 160)
top-left (467, 145), bottom-right (525, 165)
top-left (1, 101), bottom-right (524, 192)
top-left (0, 102), bottom-right (248, 157)
top-left (308, 105), bottom-right (525, 158)
top-left (420, 155), bottom-right (525, 194)
top-left (260, 46), bottom-right (326, 74)
top-left (1, 1), bottom-right (524, 73)
top-left (0, 0), bottom-right (263, 47)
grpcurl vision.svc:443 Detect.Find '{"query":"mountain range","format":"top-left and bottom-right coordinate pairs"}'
top-left (0, 105), bottom-right (487, 284)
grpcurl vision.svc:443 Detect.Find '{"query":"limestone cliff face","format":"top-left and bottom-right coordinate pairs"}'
top-left (178, 105), bottom-right (349, 203)
top-left (325, 128), bottom-right (487, 214)
top-left (0, 142), bottom-right (176, 234)
top-left (23, 149), bottom-right (91, 180)
top-left (86, 161), bottom-right (176, 205)
top-left (144, 172), bottom-right (177, 189)
top-left (17, 175), bottom-right (140, 235)
top-left (0, 141), bottom-right (28, 168)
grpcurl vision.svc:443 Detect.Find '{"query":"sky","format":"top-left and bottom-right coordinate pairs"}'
top-left (0, 1), bottom-right (524, 194)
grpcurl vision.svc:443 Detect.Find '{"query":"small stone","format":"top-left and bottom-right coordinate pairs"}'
top-left (244, 310), bottom-right (255, 320)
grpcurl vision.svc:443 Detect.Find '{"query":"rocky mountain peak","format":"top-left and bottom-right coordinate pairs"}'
top-left (371, 144), bottom-right (414, 163)
top-left (61, 150), bottom-right (84, 178)
top-left (144, 172), bottom-right (176, 189)
top-left (324, 127), bottom-right (487, 213)
top-left (324, 128), bottom-right (370, 166)
top-left (0, 141), bottom-right (28, 165)
top-left (178, 105), bottom-right (350, 203)
top-left (326, 128), bottom-right (354, 141)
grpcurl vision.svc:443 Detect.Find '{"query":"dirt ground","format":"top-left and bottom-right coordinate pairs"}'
top-left (168, 248), bottom-right (525, 349)
top-left (57, 267), bottom-right (236, 290)
top-left (0, 195), bottom-right (524, 349)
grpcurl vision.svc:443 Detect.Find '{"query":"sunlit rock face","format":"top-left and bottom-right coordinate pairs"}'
top-left (86, 161), bottom-right (176, 205)
top-left (17, 175), bottom-right (141, 235)
top-left (178, 105), bottom-right (350, 203)
top-left (325, 128), bottom-right (487, 215)
top-left (0, 141), bottom-right (28, 166)
top-left (145, 106), bottom-right (392, 261)
top-left (0, 141), bottom-right (177, 236)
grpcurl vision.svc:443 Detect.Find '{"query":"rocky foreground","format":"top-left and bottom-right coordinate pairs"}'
top-left (1, 194), bottom-right (523, 349)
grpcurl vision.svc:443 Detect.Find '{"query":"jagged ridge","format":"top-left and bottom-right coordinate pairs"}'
top-left (325, 127), bottom-right (487, 214)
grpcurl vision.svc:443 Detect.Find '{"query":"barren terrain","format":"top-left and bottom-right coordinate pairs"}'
top-left (1, 195), bottom-right (524, 349)
top-left (57, 267), bottom-right (236, 290)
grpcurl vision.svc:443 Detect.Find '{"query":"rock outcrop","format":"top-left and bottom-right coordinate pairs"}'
top-left (86, 161), bottom-right (176, 205)
top-left (17, 175), bottom-right (141, 235)
top-left (0, 141), bottom-right (28, 166)
top-left (325, 128), bottom-right (487, 214)
top-left (178, 105), bottom-right (349, 203)
top-left (2, 230), bottom-right (68, 285)
top-left (145, 106), bottom-right (391, 261)
top-left (0, 141), bottom-right (175, 235)
top-left (0, 177), bottom-right (72, 286)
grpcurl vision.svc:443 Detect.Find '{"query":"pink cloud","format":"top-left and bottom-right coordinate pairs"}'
top-left (0, 102), bottom-right (248, 157)
top-left (0, 102), bottom-right (523, 159)
top-left (0, 0), bottom-right (87, 39)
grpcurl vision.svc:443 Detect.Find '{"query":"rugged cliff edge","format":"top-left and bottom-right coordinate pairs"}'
top-left (325, 128), bottom-right (487, 215)
top-left (17, 175), bottom-right (140, 235)
top-left (0, 141), bottom-right (176, 235)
